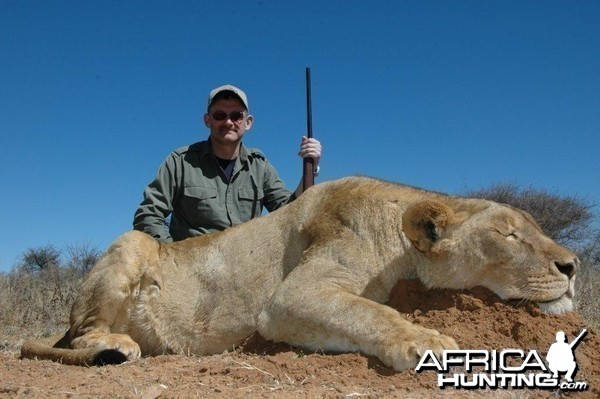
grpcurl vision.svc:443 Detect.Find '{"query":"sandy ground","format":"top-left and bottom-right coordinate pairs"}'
top-left (0, 279), bottom-right (598, 398)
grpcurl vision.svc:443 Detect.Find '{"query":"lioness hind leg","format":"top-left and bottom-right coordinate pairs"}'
top-left (258, 265), bottom-right (458, 371)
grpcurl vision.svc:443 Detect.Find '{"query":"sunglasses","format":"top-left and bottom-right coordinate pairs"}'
top-left (210, 111), bottom-right (246, 122)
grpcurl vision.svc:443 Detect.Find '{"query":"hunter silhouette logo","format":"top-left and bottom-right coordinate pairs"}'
top-left (415, 329), bottom-right (589, 391)
top-left (546, 329), bottom-right (587, 383)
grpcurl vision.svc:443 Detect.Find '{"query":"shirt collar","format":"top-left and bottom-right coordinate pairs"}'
top-left (204, 137), bottom-right (250, 164)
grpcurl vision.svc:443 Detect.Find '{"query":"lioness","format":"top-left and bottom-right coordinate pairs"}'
top-left (21, 177), bottom-right (578, 371)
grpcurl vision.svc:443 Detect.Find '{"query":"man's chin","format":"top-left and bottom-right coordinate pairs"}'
top-left (537, 296), bottom-right (574, 314)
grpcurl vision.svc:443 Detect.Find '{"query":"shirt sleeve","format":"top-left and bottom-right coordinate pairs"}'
top-left (132, 153), bottom-right (179, 242)
top-left (261, 160), bottom-right (295, 212)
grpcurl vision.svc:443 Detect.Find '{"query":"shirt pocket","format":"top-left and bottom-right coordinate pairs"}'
top-left (180, 186), bottom-right (220, 226)
top-left (238, 187), bottom-right (265, 218)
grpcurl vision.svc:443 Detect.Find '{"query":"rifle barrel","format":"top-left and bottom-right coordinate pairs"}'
top-left (306, 67), bottom-right (313, 139)
top-left (302, 67), bottom-right (315, 191)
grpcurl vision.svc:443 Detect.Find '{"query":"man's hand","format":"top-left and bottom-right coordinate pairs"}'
top-left (299, 136), bottom-right (322, 167)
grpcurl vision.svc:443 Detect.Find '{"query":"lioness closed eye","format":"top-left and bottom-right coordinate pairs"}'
top-left (21, 177), bottom-right (578, 371)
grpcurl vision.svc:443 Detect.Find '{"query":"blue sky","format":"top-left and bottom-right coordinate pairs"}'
top-left (1, 0), bottom-right (599, 271)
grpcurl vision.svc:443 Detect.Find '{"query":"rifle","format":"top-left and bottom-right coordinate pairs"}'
top-left (569, 329), bottom-right (587, 349)
top-left (302, 67), bottom-right (315, 191)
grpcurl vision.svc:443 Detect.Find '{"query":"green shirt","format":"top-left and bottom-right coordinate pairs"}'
top-left (133, 140), bottom-right (294, 242)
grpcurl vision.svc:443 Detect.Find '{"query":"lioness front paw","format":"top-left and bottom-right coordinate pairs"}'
top-left (385, 330), bottom-right (459, 371)
top-left (71, 332), bottom-right (141, 361)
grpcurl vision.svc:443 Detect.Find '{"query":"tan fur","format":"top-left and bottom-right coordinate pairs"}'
top-left (20, 177), bottom-right (578, 370)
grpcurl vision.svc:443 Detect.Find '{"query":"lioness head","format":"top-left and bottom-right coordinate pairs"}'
top-left (403, 199), bottom-right (578, 314)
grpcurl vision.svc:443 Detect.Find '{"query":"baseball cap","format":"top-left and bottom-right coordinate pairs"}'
top-left (207, 84), bottom-right (249, 111)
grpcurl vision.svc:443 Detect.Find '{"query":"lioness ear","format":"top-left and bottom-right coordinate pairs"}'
top-left (402, 200), bottom-right (455, 254)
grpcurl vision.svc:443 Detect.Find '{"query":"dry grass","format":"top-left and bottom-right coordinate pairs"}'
top-left (0, 265), bottom-right (80, 349)
top-left (575, 259), bottom-right (600, 330)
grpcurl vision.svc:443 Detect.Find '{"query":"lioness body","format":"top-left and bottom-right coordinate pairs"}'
top-left (21, 177), bottom-right (578, 370)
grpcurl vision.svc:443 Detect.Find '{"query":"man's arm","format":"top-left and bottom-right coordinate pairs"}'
top-left (132, 154), bottom-right (179, 242)
top-left (261, 159), bottom-right (295, 212)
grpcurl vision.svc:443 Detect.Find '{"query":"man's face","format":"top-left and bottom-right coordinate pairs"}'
top-left (204, 99), bottom-right (253, 146)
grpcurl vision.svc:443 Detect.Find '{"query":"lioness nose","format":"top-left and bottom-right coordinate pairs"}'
top-left (555, 260), bottom-right (577, 279)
